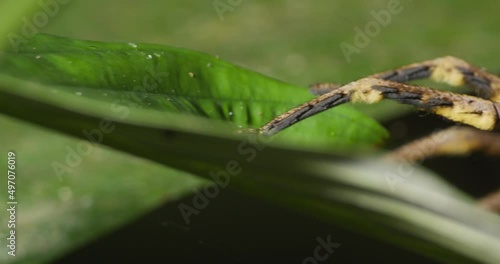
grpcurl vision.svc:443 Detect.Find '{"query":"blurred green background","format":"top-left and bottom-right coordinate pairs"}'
top-left (2, 0), bottom-right (500, 263)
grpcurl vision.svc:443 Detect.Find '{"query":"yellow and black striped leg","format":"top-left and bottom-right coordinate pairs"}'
top-left (260, 78), bottom-right (500, 136)
top-left (311, 56), bottom-right (500, 100)
top-left (373, 56), bottom-right (500, 101)
top-left (264, 56), bottom-right (500, 136)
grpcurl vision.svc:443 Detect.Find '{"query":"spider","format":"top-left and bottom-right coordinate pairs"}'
top-left (258, 56), bottom-right (500, 211)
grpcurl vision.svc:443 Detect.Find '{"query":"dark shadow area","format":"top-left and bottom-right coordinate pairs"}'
top-left (54, 186), bottom-right (436, 263)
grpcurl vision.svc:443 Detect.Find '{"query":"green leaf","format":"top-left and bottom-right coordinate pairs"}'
top-left (0, 34), bottom-right (386, 263)
top-left (0, 34), bottom-right (387, 150)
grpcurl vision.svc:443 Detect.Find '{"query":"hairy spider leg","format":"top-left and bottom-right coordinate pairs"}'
top-left (311, 56), bottom-right (500, 102)
top-left (260, 77), bottom-right (500, 135)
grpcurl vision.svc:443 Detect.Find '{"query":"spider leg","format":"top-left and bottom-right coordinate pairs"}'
top-left (384, 127), bottom-right (500, 212)
top-left (479, 190), bottom-right (500, 212)
top-left (311, 56), bottom-right (500, 101)
top-left (260, 78), bottom-right (500, 135)
top-left (385, 126), bottom-right (500, 162)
